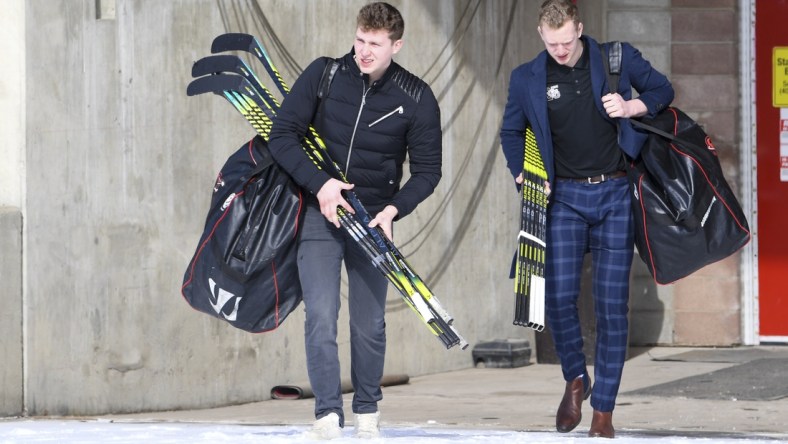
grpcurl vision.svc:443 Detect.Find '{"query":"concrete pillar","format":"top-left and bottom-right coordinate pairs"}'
top-left (0, 0), bottom-right (25, 208)
top-left (0, 0), bottom-right (26, 418)
top-left (0, 208), bottom-right (24, 416)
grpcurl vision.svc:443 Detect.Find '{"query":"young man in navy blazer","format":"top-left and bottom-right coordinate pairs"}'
top-left (500, 0), bottom-right (673, 438)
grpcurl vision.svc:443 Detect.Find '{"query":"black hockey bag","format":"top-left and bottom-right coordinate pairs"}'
top-left (181, 135), bottom-right (304, 332)
top-left (627, 108), bottom-right (751, 284)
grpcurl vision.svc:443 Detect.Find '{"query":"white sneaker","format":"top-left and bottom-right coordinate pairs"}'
top-left (354, 411), bottom-right (380, 439)
top-left (304, 412), bottom-right (342, 440)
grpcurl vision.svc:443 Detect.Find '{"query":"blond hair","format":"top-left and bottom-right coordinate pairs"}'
top-left (538, 0), bottom-right (580, 29)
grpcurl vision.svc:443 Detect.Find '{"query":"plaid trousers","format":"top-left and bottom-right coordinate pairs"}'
top-left (545, 176), bottom-right (634, 412)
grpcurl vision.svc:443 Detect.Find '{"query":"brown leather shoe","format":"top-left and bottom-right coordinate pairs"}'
top-left (555, 375), bottom-right (591, 433)
top-left (588, 410), bottom-right (615, 438)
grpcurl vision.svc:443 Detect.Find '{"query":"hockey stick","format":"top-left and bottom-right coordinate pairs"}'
top-left (207, 33), bottom-right (466, 347)
top-left (187, 71), bottom-right (464, 347)
top-left (513, 126), bottom-right (547, 331)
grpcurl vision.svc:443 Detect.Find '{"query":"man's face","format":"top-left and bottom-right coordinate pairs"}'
top-left (538, 21), bottom-right (583, 67)
top-left (353, 27), bottom-right (403, 81)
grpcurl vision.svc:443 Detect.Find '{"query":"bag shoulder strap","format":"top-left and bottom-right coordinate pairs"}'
top-left (629, 117), bottom-right (679, 141)
top-left (629, 113), bottom-right (709, 153)
top-left (603, 41), bottom-right (622, 94)
top-left (313, 57), bottom-right (340, 133)
top-left (602, 42), bottom-right (699, 149)
top-left (317, 58), bottom-right (340, 100)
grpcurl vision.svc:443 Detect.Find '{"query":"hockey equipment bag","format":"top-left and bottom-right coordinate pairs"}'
top-left (602, 41), bottom-right (750, 284)
top-left (181, 135), bottom-right (304, 332)
top-left (626, 108), bottom-right (751, 284)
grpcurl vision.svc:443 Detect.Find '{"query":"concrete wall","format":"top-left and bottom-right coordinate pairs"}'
top-left (0, 0), bottom-right (26, 418)
top-left (0, 209), bottom-right (23, 416)
top-left (19, 0), bottom-right (550, 416)
top-left (0, 0), bottom-right (25, 209)
top-left (10, 0), bottom-right (746, 416)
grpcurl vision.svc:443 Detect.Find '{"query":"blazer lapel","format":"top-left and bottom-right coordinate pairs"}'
top-left (526, 53), bottom-right (551, 148)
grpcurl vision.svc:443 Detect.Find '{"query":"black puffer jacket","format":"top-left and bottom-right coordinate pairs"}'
top-left (268, 50), bottom-right (442, 218)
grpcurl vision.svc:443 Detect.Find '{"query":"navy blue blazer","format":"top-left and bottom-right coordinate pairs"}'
top-left (500, 36), bottom-right (674, 183)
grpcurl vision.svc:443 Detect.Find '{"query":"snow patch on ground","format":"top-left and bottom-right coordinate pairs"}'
top-left (0, 419), bottom-right (783, 444)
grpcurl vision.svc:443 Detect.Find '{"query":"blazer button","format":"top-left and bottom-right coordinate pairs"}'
top-left (389, 180), bottom-right (395, 185)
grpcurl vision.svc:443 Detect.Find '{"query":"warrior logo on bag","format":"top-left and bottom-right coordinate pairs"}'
top-left (208, 278), bottom-right (242, 321)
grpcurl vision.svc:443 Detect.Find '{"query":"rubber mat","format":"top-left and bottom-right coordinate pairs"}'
top-left (649, 347), bottom-right (787, 363)
top-left (624, 358), bottom-right (788, 401)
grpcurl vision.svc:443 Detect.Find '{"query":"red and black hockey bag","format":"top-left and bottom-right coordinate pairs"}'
top-left (181, 135), bottom-right (304, 332)
top-left (627, 107), bottom-right (751, 284)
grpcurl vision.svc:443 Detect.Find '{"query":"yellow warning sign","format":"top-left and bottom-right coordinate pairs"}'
top-left (775, 47), bottom-right (788, 107)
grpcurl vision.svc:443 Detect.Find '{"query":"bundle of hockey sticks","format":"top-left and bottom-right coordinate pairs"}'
top-left (187, 33), bottom-right (467, 349)
top-left (513, 126), bottom-right (547, 331)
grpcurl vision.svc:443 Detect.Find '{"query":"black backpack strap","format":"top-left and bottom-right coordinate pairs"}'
top-left (309, 58), bottom-right (340, 137)
top-left (317, 58), bottom-right (340, 100)
top-left (602, 41), bottom-right (628, 165)
top-left (313, 57), bottom-right (340, 131)
top-left (603, 41), bottom-right (622, 94)
top-left (602, 43), bottom-right (701, 150)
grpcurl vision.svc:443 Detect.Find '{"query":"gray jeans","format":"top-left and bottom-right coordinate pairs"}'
top-left (297, 205), bottom-right (388, 426)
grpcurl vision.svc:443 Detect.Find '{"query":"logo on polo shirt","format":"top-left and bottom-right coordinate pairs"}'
top-left (546, 85), bottom-right (560, 101)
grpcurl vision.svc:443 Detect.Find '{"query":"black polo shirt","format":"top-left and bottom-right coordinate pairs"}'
top-left (546, 41), bottom-right (622, 178)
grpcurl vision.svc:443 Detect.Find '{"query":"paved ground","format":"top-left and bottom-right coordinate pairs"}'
top-left (95, 346), bottom-right (788, 440)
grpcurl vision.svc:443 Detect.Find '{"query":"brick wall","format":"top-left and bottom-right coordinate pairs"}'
top-left (607, 0), bottom-right (675, 346)
top-left (669, 0), bottom-right (742, 345)
top-left (606, 0), bottom-right (743, 346)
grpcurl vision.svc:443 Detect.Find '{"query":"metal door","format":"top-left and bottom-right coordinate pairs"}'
top-left (755, 0), bottom-right (788, 340)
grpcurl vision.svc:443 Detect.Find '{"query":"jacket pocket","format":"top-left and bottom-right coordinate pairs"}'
top-left (368, 106), bottom-right (404, 127)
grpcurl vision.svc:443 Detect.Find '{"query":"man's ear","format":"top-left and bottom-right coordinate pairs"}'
top-left (392, 39), bottom-right (403, 54)
top-left (577, 22), bottom-right (583, 38)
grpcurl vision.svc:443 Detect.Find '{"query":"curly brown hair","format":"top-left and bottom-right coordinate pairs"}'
top-left (357, 2), bottom-right (404, 41)
top-left (538, 0), bottom-right (580, 29)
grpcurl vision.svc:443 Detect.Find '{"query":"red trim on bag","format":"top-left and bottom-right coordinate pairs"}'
top-left (183, 136), bottom-right (304, 332)
top-left (270, 261), bottom-right (281, 328)
top-left (181, 191), bottom-right (244, 295)
top-left (247, 138), bottom-right (257, 165)
top-left (670, 108), bottom-right (679, 135)
top-left (640, 109), bottom-right (751, 285)
top-left (666, 145), bottom-right (751, 236)
top-left (249, 260), bottom-right (284, 335)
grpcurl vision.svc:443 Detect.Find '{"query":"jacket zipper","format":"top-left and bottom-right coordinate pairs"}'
top-left (368, 106), bottom-right (404, 127)
top-left (346, 83), bottom-right (370, 174)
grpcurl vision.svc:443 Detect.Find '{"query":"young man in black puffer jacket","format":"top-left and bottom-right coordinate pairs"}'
top-left (268, 2), bottom-right (442, 440)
